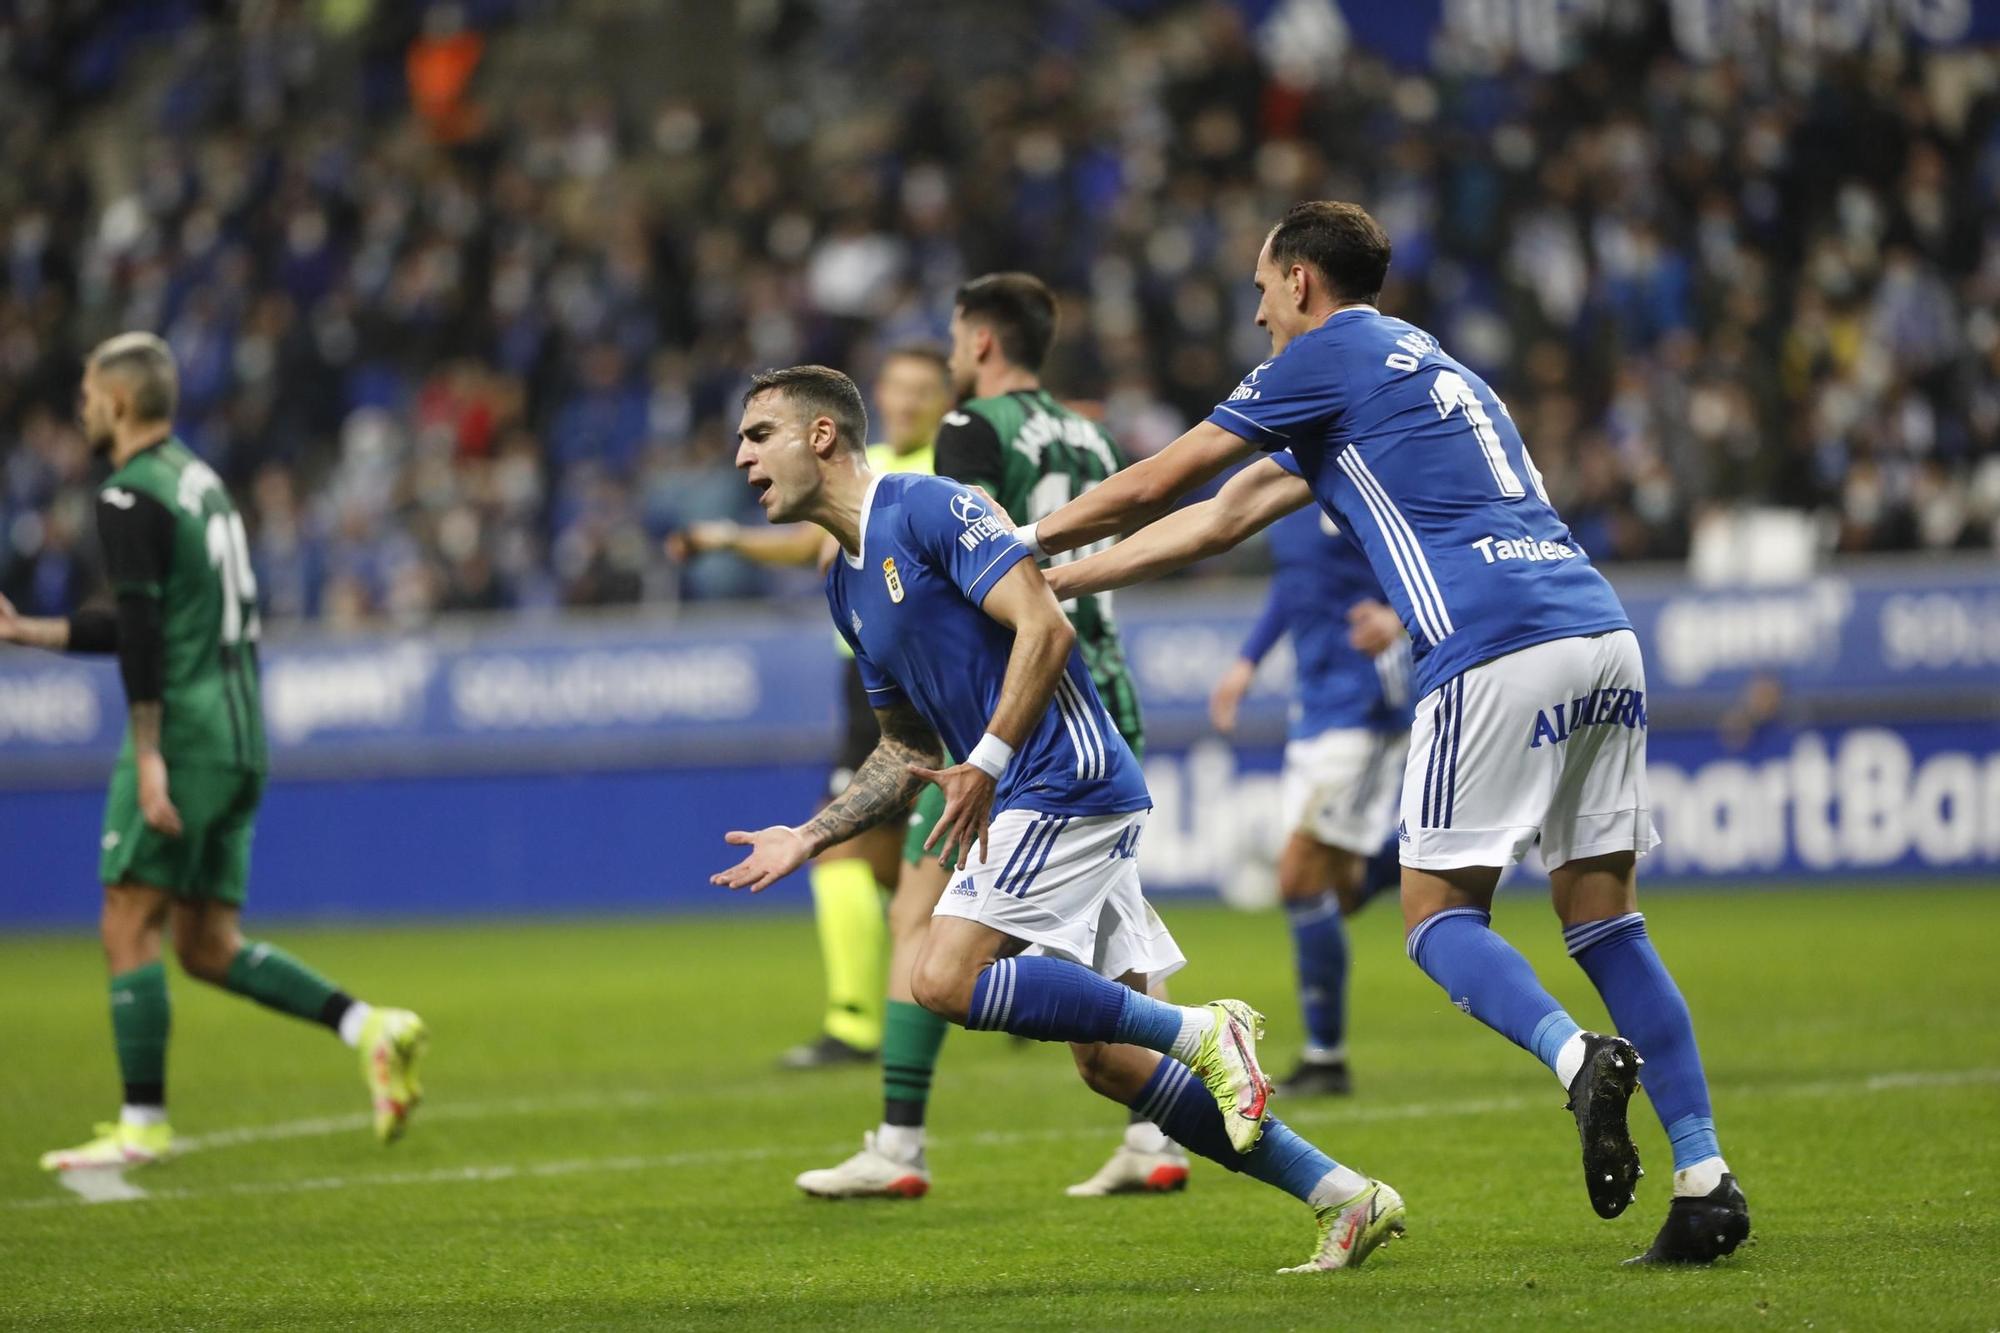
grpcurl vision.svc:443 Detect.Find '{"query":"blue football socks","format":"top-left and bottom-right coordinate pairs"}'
top-left (1566, 913), bottom-right (1723, 1172)
top-left (1408, 907), bottom-right (1582, 1079)
top-left (1286, 891), bottom-right (1348, 1055)
top-left (1130, 1056), bottom-right (1364, 1204)
top-left (966, 956), bottom-right (1203, 1059)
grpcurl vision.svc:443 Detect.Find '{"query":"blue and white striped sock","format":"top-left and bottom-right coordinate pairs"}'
top-left (1566, 912), bottom-right (1726, 1186)
top-left (1409, 906), bottom-right (1584, 1086)
top-left (964, 956), bottom-right (1208, 1059)
top-left (1130, 1057), bottom-right (1367, 1205)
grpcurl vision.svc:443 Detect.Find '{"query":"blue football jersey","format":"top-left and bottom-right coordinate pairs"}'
top-left (1257, 464), bottom-right (1413, 739)
top-left (1209, 306), bottom-right (1631, 698)
top-left (826, 472), bottom-right (1150, 818)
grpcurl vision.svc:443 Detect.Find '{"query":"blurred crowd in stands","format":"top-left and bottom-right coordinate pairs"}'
top-left (2, 0), bottom-right (1996, 629)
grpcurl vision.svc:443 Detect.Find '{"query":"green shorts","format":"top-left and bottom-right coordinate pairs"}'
top-left (100, 762), bottom-right (264, 905)
top-left (902, 784), bottom-right (950, 867)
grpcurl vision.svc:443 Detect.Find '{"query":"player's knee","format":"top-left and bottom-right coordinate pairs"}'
top-left (173, 934), bottom-right (233, 983)
top-left (909, 955), bottom-right (971, 1024)
top-left (1068, 1042), bottom-right (1117, 1095)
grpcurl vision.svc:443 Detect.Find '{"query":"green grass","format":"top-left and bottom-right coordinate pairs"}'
top-left (2, 887), bottom-right (1997, 1330)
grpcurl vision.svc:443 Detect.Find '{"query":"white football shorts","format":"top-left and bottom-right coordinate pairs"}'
top-left (931, 807), bottom-right (1185, 985)
top-left (1281, 726), bottom-right (1408, 855)
top-left (1400, 630), bottom-right (1661, 872)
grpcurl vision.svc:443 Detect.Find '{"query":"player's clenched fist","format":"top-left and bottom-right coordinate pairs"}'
top-left (910, 761), bottom-right (995, 871)
top-left (712, 825), bottom-right (813, 892)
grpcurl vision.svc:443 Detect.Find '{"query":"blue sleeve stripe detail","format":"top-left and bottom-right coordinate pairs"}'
top-left (965, 540), bottom-right (1032, 603)
top-left (863, 683), bottom-right (903, 700)
top-left (1210, 403), bottom-right (1289, 442)
top-left (1337, 450), bottom-right (1454, 645)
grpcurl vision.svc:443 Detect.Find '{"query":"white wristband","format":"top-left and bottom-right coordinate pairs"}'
top-left (966, 732), bottom-right (1015, 781)
top-left (1015, 521), bottom-right (1048, 561)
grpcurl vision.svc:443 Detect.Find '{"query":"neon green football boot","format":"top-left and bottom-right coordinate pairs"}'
top-left (39, 1120), bottom-right (174, 1172)
top-left (1278, 1179), bottom-right (1408, 1274)
top-left (358, 1008), bottom-right (428, 1144)
top-left (1187, 999), bottom-right (1272, 1154)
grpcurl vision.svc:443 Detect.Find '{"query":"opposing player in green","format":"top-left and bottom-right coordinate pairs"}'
top-left (1, 333), bottom-right (427, 1171)
top-left (795, 274), bottom-right (1183, 1200)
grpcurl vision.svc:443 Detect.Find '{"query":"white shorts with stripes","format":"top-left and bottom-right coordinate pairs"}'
top-left (931, 807), bottom-right (1185, 985)
top-left (1400, 631), bottom-right (1661, 872)
top-left (1281, 726), bottom-right (1409, 855)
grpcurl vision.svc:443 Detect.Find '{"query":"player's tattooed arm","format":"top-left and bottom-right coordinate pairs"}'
top-left (1045, 455), bottom-right (1313, 600)
top-left (713, 702), bottom-right (942, 893)
top-left (799, 702), bottom-right (943, 854)
top-left (1031, 420), bottom-right (1254, 555)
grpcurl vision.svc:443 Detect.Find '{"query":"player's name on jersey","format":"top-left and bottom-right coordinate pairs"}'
top-left (1472, 534), bottom-right (1579, 565)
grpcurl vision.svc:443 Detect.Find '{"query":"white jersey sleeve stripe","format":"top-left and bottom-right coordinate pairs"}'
top-left (1071, 677), bottom-right (1106, 780)
top-left (1340, 449), bottom-right (1456, 641)
top-left (1061, 674), bottom-right (1108, 780)
top-left (1344, 446), bottom-right (1456, 644)
top-left (1049, 679), bottom-right (1093, 780)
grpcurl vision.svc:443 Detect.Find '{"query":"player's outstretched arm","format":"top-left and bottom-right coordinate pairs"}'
top-left (666, 520), bottom-right (835, 569)
top-left (0, 591), bottom-right (121, 654)
top-left (713, 700), bottom-right (943, 893)
top-left (1025, 420), bottom-right (1257, 556)
top-left (909, 559), bottom-right (1077, 870)
top-left (1044, 455), bottom-right (1313, 601)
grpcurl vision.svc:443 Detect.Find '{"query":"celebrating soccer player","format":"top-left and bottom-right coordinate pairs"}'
top-left (1028, 203), bottom-right (1750, 1265)
top-left (794, 274), bottom-right (1183, 1202)
top-left (671, 344), bottom-right (952, 1071)
top-left (712, 365), bottom-right (1407, 1272)
top-left (1206, 503), bottom-right (1411, 1096)
top-left (1, 334), bottom-right (427, 1171)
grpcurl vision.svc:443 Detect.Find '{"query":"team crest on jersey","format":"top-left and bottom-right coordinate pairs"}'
top-left (882, 557), bottom-right (905, 603)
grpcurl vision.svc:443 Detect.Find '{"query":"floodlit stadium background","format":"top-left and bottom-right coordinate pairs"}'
top-left (2, 0), bottom-right (1997, 921)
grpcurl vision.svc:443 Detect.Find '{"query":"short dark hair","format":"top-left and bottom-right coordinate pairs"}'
top-left (881, 342), bottom-right (950, 381)
top-left (1267, 202), bottom-right (1392, 305)
top-left (954, 272), bottom-right (1058, 372)
top-left (89, 331), bottom-right (179, 423)
top-left (743, 365), bottom-right (868, 452)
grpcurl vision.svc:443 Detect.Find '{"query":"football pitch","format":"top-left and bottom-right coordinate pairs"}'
top-left (2, 885), bottom-right (1996, 1330)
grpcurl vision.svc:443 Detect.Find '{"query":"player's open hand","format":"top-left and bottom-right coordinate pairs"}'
top-left (1347, 599), bottom-right (1404, 657)
top-left (1209, 658), bottom-right (1256, 734)
top-left (910, 761), bottom-right (996, 870)
top-left (711, 825), bottom-right (813, 892)
top-left (136, 751), bottom-right (183, 838)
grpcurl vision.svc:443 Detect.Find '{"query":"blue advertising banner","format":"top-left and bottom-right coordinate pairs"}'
top-left (1, 562), bottom-right (1993, 925)
top-left (4, 718), bottom-right (1994, 928)
top-left (0, 565), bottom-right (1993, 782)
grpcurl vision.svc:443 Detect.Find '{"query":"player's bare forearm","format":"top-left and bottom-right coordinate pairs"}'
top-left (1045, 456), bottom-right (1314, 599)
top-left (734, 523), bottom-right (833, 567)
top-left (1032, 421), bottom-right (1256, 555)
top-left (975, 561), bottom-right (1076, 747)
top-left (128, 700), bottom-right (165, 756)
top-left (797, 701), bottom-right (943, 855)
top-left (0, 592), bottom-right (77, 651)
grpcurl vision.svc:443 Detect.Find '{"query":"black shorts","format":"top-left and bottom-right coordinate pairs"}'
top-left (830, 658), bottom-right (880, 797)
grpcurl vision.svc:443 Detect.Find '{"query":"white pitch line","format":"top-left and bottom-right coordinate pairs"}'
top-left (11, 1066), bottom-right (1994, 1212)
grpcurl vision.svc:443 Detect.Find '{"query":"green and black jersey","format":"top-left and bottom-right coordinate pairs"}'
top-left (933, 389), bottom-right (1145, 757)
top-left (98, 438), bottom-right (267, 772)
